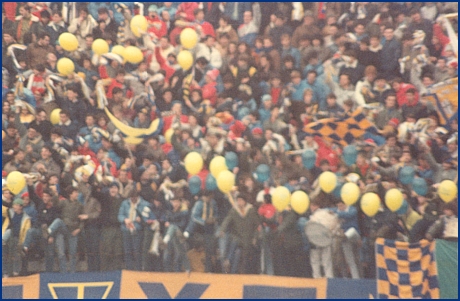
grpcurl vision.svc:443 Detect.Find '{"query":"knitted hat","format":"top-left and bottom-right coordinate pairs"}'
top-left (364, 138), bottom-right (377, 147)
top-left (252, 127), bottom-right (263, 136)
top-left (230, 120), bottom-right (246, 137)
top-left (13, 198), bottom-right (23, 206)
top-left (206, 69), bottom-right (219, 81)
top-left (388, 118), bottom-right (400, 128)
top-left (448, 60), bottom-right (458, 70)
top-left (21, 192), bottom-right (29, 198)
top-left (148, 5), bottom-right (158, 12)
top-left (109, 182), bottom-right (120, 189)
top-left (262, 94), bottom-right (272, 102)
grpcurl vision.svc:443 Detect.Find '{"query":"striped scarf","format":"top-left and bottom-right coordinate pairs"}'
top-left (201, 201), bottom-right (213, 221)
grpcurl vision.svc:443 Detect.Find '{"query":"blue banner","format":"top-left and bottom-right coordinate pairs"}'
top-left (326, 278), bottom-right (377, 299)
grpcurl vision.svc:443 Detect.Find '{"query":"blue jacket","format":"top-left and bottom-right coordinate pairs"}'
top-left (88, 3), bottom-right (129, 25)
top-left (289, 80), bottom-right (308, 102)
top-left (107, 148), bottom-right (121, 169)
top-left (191, 199), bottom-right (218, 226)
top-left (258, 107), bottom-right (271, 124)
top-left (223, 2), bottom-right (252, 24)
top-left (118, 197), bottom-right (155, 232)
top-left (281, 47), bottom-right (302, 69)
top-left (331, 205), bottom-right (360, 234)
top-left (23, 204), bottom-right (38, 228)
top-left (303, 63), bottom-right (324, 78)
top-left (165, 209), bottom-right (189, 231)
top-left (305, 79), bottom-right (330, 107)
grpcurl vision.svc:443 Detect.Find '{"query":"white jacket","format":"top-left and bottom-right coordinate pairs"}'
top-left (195, 43), bottom-right (222, 69)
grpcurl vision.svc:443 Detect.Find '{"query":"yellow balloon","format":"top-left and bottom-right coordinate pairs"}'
top-left (123, 46), bottom-right (144, 64)
top-left (361, 192), bottom-right (381, 217)
top-left (184, 152), bottom-right (203, 175)
top-left (111, 45), bottom-right (126, 57)
top-left (177, 50), bottom-right (194, 71)
top-left (92, 38), bottom-right (109, 55)
top-left (341, 182), bottom-right (360, 205)
top-left (165, 128), bottom-right (174, 144)
top-left (210, 156), bottom-right (227, 178)
top-left (50, 108), bottom-right (62, 125)
top-left (130, 15), bottom-right (148, 38)
top-left (385, 189), bottom-right (404, 212)
top-left (319, 171), bottom-right (337, 193)
top-left (6, 171), bottom-right (26, 195)
top-left (58, 32), bottom-right (79, 52)
top-left (217, 170), bottom-right (235, 194)
top-left (272, 186), bottom-right (291, 212)
top-left (290, 191), bottom-right (310, 214)
top-left (57, 58), bottom-right (75, 76)
top-left (438, 180), bottom-right (458, 203)
top-left (180, 28), bottom-right (198, 49)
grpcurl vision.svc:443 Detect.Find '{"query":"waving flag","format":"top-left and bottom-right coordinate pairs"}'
top-left (425, 77), bottom-right (458, 128)
top-left (375, 238), bottom-right (439, 299)
top-left (103, 107), bottom-right (163, 139)
top-left (303, 107), bottom-right (379, 146)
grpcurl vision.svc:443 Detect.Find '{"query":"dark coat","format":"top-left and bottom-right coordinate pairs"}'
top-left (380, 38), bottom-right (402, 79)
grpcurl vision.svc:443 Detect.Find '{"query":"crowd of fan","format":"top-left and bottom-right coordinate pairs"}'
top-left (1, 2), bottom-right (458, 279)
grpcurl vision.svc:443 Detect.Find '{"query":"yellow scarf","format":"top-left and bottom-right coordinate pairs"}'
top-left (129, 199), bottom-right (138, 222)
top-left (202, 201), bottom-right (213, 221)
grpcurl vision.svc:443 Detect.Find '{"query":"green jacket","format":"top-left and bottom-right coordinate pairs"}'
top-left (58, 199), bottom-right (84, 232)
top-left (221, 204), bottom-right (260, 248)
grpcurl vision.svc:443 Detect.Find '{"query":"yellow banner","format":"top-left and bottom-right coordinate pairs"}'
top-left (2, 274), bottom-right (40, 299)
top-left (120, 271), bottom-right (327, 299)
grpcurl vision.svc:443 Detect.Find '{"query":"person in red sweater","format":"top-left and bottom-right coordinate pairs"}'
top-left (193, 9), bottom-right (215, 39)
top-left (168, 13), bottom-right (194, 46)
top-left (202, 69), bottom-right (219, 106)
top-left (175, 2), bottom-right (199, 23)
top-left (99, 69), bottom-right (132, 100)
top-left (390, 77), bottom-right (420, 107)
top-left (146, 5), bottom-right (167, 38)
top-left (269, 73), bottom-right (283, 106)
top-left (27, 64), bottom-right (47, 95)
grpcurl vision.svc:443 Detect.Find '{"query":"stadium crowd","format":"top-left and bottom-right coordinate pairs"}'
top-left (1, 2), bottom-right (458, 279)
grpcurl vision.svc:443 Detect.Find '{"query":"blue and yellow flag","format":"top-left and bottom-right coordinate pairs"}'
top-left (303, 107), bottom-right (379, 146)
top-left (425, 77), bottom-right (458, 128)
top-left (375, 238), bottom-right (439, 299)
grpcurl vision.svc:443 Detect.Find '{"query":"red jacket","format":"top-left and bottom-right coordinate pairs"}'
top-left (162, 114), bottom-right (189, 134)
top-left (146, 16), bottom-right (167, 38)
top-left (202, 82), bottom-right (217, 106)
top-left (176, 2), bottom-right (199, 22)
top-left (106, 78), bottom-right (133, 99)
top-left (433, 23), bottom-right (450, 49)
top-left (196, 21), bottom-right (215, 38)
top-left (153, 47), bottom-right (175, 82)
top-left (270, 87), bottom-right (282, 105)
top-left (314, 136), bottom-right (340, 172)
top-left (396, 83), bottom-right (419, 107)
